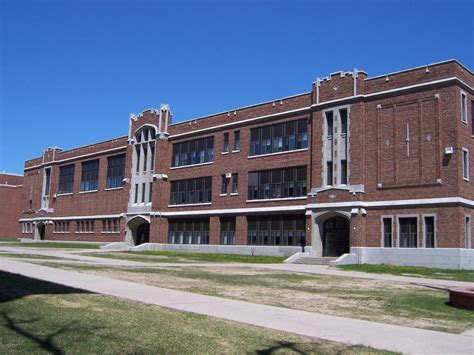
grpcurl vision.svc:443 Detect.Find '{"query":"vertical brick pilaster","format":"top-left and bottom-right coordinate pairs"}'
top-left (209, 216), bottom-right (219, 244)
top-left (235, 215), bottom-right (247, 245)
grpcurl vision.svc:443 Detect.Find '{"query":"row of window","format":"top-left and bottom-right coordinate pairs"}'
top-left (382, 216), bottom-right (435, 248)
top-left (171, 136), bottom-right (214, 167)
top-left (222, 131), bottom-right (240, 153)
top-left (58, 154), bottom-right (125, 194)
top-left (20, 219), bottom-right (122, 234)
top-left (21, 222), bottom-right (34, 233)
top-left (170, 177), bottom-right (212, 205)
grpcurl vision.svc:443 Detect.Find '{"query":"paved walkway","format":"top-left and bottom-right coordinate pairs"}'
top-left (0, 246), bottom-right (471, 288)
top-left (0, 258), bottom-right (472, 354)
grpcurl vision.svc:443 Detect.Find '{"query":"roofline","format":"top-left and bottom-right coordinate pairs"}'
top-left (169, 91), bottom-right (311, 128)
top-left (365, 59), bottom-right (473, 81)
top-left (0, 172), bottom-right (24, 177)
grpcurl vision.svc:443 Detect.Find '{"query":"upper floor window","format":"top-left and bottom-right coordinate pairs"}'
top-left (233, 131), bottom-right (240, 151)
top-left (170, 176), bottom-right (212, 205)
top-left (221, 174), bottom-right (228, 195)
top-left (107, 154), bottom-right (125, 189)
top-left (249, 118), bottom-right (308, 156)
top-left (80, 159), bottom-right (99, 191)
top-left (172, 136), bottom-right (214, 167)
top-left (231, 173), bottom-right (238, 194)
top-left (248, 166), bottom-right (307, 200)
top-left (461, 91), bottom-right (467, 123)
top-left (58, 164), bottom-right (75, 194)
top-left (223, 133), bottom-right (229, 153)
top-left (462, 148), bottom-right (469, 181)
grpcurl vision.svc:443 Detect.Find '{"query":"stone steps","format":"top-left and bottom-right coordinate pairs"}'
top-left (292, 257), bottom-right (338, 265)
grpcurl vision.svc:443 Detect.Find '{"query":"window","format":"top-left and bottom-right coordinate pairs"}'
top-left (466, 216), bottom-right (472, 249)
top-left (382, 217), bottom-right (392, 248)
top-left (220, 217), bottom-right (236, 245)
top-left (102, 219), bottom-right (120, 233)
top-left (248, 166), bottom-right (306, 200)
top-left (170, 177), bottom-right (212, 205)
top-left (340, 160), bottom-right (347, 185)
top-left (223, 133), bottom-right (229, 153)
top-left (233, 131), bottom-right (240, 151)
top-left (398, 217), bottom-right (417, 248)
top-left (424, 216), bottom-right (435, 248)
top-left (54, 221), bottom-right (69, 233)
top-left (461, 91), bottom-right (467, 123)
top-left (22, 222), bottom-right (33, 233)
top-left (231, 173), bottom-right (238, 194)
top-left (324, 108), bottom-right (349, 186)
top-left (107, 154), bottom-right (125, 189)
top-left (80, 159), bottom-right (99, 191)
top-left (326, 162), bottom-right (333, 186)
top-left (340, 109), bottom-right (348, 134)
top-left (130, 126), bottom-right (156, 205)
top-left (247, 215), bottom-right (305, 246)
top-left (221, 174), bottom-right (228, 195)
top-left (168, 219), bottom-right (209, 244)
top-left (462, 148), bottom-right (469, 181)
top-left (76, 220), bottom-right (94, 233)
top-left (249, 118), bottom-right (308, 156)
top-left (44, 168), bottom-right (51, 196)
top-left (172, 136), bottom-right (214, 167)
top-left (58, 164), bottom-right (75, 194)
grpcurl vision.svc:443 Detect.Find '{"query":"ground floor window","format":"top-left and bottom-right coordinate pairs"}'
top-left (382, 217), bottom-right (392, 248)
top-left (220, 217), bottom-right (235, 245)
top-left (247, 215), bottom-right (305, 246)
top-left (168, 219), bottom-right (209, 244)
top-left (466, 216), bottom-right (472, 249)
top-left (76, 220), bottom-right (95, 233)
top-left (102, 219), bottom-right (120, 233)
top-left (21, 222), bottom-right (33, 233)
top-left (423, 216), bottom-right (435, 248)
top-left (398, 217), bottom-right (417, 248)
top-left (54, 221), bottom-right (69, 233)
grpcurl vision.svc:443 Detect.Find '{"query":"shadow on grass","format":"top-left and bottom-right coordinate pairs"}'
top-left (0, 271), bottom-right (97, 354)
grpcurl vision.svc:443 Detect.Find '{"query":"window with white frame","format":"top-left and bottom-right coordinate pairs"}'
top-left (423, 216), bottom-right (435, 248)
top-left (54, 221), bottom-right (69, 233)
top-left (76, 220), bottom-right (95, 233)
top-left (462, 148), bottom-right (469, 181)
top-left (381, 217), bottom-right (392, 248)
top-left (22, 222), bottom-right (33, 233)
top-left (102, 219), bottom-right (120, 233)
top-left (398, 217), bottom-right (417, 248)
top-left (466, 216), bottom-right (472, 249)
top-left (461, 91), bottom-right (467, 123)
top-left (130, 126), bottom-right (156, 205)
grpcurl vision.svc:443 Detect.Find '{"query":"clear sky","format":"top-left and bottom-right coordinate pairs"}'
top-left (0, 0), bottom-right (473, 174)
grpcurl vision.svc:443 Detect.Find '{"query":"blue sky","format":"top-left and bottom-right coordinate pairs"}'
top-left (1, 0), bottom-right (473, 174)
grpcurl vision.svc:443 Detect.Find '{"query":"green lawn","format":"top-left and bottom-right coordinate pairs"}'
top-left (335, 264), bottom-right (474, 283)
top-left (43, 263), bottom-right (474, 334)
top-left (83, 250), bottom-right (286, 264)
top-left (0, 271), bottom-right (391, 354)
top-left (0, 253), bottom-right (68, 261)
top-left (2, 242), bottom-right (101, 249)
top-left (0, 238), bottom-right (19, 243)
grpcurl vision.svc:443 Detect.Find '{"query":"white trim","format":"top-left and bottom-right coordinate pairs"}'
top-left (25, 146), bottom-right (127, 171)
top-left (159, 204), bottom-right (306, 217)
top-left (248, 148), bottom-right (308, 159)
top-left (19, 214), bottom-right (122, 222)
top-left (0, 184), bottom-right (23, 188)
top-left (0, 172), bottom-right (24, 177)
top-left (167, 202), bottom-right (212, 208)
top-left (79, 189), bottom-right (98, 194)
top-left (462, 147), bottom-right (470, 181)
top-left (246, 196), bottom-right (307, 203)
top-left (104, 187), bottom-right (123, 191)
top-left (169, 161), bottom-right (214, 170)
top-left (221, 151), bottom-right (229, 155)
top-left (56, 192), bottom-right (73, 197)
top-left (230, 192), bottom-right (239, 196)
top-left (219, 193), bottom-right (227, 197)
top-left (231, 150), bottom-right (241, 154)
top-left (306, 197), bottom-right (474, 209)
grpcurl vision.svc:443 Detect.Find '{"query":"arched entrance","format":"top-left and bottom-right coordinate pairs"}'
top-left (322, 216), bottom-right (350, 257)
top-left (126, 216), bottom-right (150, 246)
top-left (35, 222), bottom-right (45, 241)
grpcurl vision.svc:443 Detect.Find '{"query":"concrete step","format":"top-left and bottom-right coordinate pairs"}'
top-left (292, 257), bottom-right (338, 265)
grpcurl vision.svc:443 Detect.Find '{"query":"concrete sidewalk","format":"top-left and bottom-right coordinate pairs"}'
top-left (1, 258), bottom-right (472, 354)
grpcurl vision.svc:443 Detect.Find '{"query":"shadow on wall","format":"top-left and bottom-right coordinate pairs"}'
top-left (0, 271), bottom-right (96, 355)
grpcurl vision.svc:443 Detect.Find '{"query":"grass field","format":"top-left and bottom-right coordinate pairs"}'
top-left (335, 264), bottom-right (474, 283)
top-left (0, 271), bottom-right (391, 354)
top-left (41, 263), bottom-right (474, 334)
top-left (82, 250), bottom-right (287, 264)
top-left (0, 242), bottom-right (101, 249)
top-left (0, 238), bottom-right (18, 243)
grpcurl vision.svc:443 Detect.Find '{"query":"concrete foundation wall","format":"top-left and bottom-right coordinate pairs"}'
top-left (333, 247), bottom-right (474, 270)
top-left (131, 243), bottom-right (308, 257)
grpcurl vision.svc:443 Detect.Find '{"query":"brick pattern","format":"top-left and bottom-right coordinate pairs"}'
top-left (0, 173), bottom-right (23, 238)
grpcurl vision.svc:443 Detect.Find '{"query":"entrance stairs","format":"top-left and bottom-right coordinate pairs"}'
top-left (291, 256), bottom-right (337, 265)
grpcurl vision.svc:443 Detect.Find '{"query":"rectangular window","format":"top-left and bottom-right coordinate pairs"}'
top-left (102, 219), bottom-right (120, 233)
top-left (76, 220), bottom-right (94, 233)
top-left (221, 174), bottom-right (228, 195)
top-left (168, 219), bottom-right (209, 244)
top-left (106, 154), bottom-right (125, 189)
top-left (340, 109), bottom-right (348, 134)
top-left (220, 217), bottom-right (236, 245)
top-left (461, 91), bottom-right (467, 123)
top-left (249, 118), bottom-right (308, 156)
top-left (326, 162), bottom-right (333, 186)
top-left (171, 136), bottom-right (214, 167)
top-left (80, 159), bottom-right (99, 192)
top-left (248, 166), bottom-right (307, 200)
top-left (169, 177), bottom-right (212, 205)
top-left (44, 168), bottom-right (51, 196)
top-left (382, 218), bottom-right (392, 248)
top-left (424, 216), bottom-right (435, 248)
top-left (463, 148), bottom-right (469, 181)
top-left (466, 216), bottom-right (472, 249)
top-left (398, 217), bottom-right (417, 248)
top-left (340, 160), bottom-right (347, 185)
top-left (54, 221), bottom-right (69, 233)
top-left (247, 215), bottom-right (305, 246)
top-left (58, 164), bottom-right (75, 194)
top-left (231, 173), bottom-right (238, 194)
top-left (223, 133), bottom-right (229, 153)
top-left (233, 131), bottom-right (240, 151)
